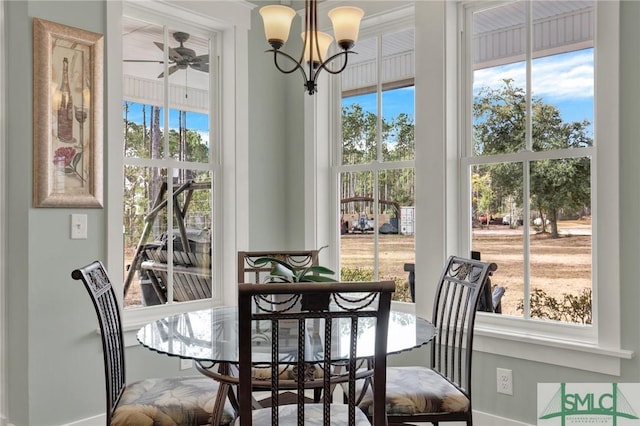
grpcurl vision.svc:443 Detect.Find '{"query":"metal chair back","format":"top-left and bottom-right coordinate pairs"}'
top-left (72, 261), bottom-right (126, 425)
top-left (237, 281), bottom-right (395, 425)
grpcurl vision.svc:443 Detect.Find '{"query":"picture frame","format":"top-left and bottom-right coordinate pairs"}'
top-left (33, 18), bottom-right (103, 208)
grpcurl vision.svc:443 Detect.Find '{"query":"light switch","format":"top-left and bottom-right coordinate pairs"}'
top-left (71, 214), bottom-right (88, 239)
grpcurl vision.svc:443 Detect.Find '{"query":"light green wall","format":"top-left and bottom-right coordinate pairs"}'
top-left (5, 1), bottom-right (640, 425)
top-left (247, 1), bottom-right (306, 251)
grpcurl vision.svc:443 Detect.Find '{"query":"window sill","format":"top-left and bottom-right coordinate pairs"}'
top-left (473, 323), bottom-right (633, 376)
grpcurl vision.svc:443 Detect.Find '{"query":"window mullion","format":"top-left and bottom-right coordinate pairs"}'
top-left (525, 0), bottom-right (533, 152)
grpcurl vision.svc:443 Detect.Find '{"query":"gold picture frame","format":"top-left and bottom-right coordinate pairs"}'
top-left (33, 18), bottom-right (103, 208)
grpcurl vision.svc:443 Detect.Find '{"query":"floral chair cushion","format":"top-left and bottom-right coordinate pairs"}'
top-left (237, 403), bottom-right (371, 426)
top-left (358, 366), bottom-right (470, 416)
top-left (111, 377), bottom-right (235, 426)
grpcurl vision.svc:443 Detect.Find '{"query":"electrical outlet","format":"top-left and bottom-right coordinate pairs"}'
top-left (180, 359), bottom-right (193, 370)
top-left (497, 368), bottom-right (513, 395)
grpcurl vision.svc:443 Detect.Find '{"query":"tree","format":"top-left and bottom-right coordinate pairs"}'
top-left (473, 79), bottom-right (592, 237)
top-left (341, 102), bottom-right (415, 208)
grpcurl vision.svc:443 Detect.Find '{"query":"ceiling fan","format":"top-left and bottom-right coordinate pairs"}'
top-left (125, 31), bottom-right (209, 78)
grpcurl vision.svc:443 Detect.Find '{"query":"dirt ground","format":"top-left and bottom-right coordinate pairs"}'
top-left (340, 219), bottom-right (591, 316)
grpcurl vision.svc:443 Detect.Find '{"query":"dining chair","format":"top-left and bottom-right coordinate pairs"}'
top-left (238, 249), bottom-right (326, 401)
top-left (71, 260), bottom-right (234, 426)
top-left (238, 250), bottom-right (320, 283)
top-left (235, 281), bottom-right (395, 425)
top-left (356, 256), bottom-right (497, 426)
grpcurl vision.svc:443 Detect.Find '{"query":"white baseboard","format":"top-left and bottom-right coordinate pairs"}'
top-left (474, 410), bottom-right (534, 426)
top-left (60, 414), bottom-right (104, 426)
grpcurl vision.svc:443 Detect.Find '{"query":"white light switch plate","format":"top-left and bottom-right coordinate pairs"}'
top-left (71, 214), bottom-right (88, 239)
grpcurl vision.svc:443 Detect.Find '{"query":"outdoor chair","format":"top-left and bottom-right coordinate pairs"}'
top-left (71, 260), bottom-right (234, 425)
top-left (234, 281), bottom-right (395, 425)
top-left (357, 256), bottom-right (497, 426)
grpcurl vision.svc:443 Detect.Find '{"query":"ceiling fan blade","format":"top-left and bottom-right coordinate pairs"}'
top-left (189, 62), bottom-right (209, 73)
top-left (157, 64), bottom-right (182, 78)
top-left (189, 54), bottom-right (209, 73)
top-left (192, 54), bottom-right (209, 63)
top-left (167, 65), bottom-right (182, 76)
top-left (154, 41), bottom-right (183, 62)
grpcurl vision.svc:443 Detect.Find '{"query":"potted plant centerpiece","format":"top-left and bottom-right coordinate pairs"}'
top-left (253, 256), bottom-right (336, 311)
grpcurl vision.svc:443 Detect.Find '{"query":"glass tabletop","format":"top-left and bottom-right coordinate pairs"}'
top-left (137, 306), bottom-right (435, 364)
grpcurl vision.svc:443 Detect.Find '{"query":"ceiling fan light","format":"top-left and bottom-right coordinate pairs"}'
top-left (301, 31), bottom-right (333, 65)
top-left (260, 5), bottom-right (296, 49)
top-left (328, 6), bottom-right (364, 50)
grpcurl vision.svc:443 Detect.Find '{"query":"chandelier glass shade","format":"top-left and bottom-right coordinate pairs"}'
top-left (260, 1), bottom-right (364, 95)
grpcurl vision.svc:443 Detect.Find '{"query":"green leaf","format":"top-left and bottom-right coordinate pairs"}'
top-left (301, 275), bottom-right (337, 283)
top-left (72, 152), bottom-right (82, 168)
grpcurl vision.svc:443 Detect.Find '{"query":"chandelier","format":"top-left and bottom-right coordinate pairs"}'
top-left (259, 0), bottom-right (364, 95)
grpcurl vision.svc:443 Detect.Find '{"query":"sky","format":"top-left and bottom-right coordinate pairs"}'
top-left (342, 49), bottom-right (594, 135)
top-left (124, 49), bottom-right (594, 142)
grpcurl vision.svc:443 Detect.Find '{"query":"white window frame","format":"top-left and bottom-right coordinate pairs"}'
top-left (106, 0), bottom-right (251, 333)
top-left (452, 0), bottom-right (632, 374)
top-left (310, 3), bottom-right (417, 283)
top-left (0, 0), bottom-right (7, 420)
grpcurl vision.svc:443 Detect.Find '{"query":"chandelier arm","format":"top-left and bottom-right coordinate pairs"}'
top-left (315, 51), bottom-right (355, 77)
top-left (269, 49), bottom-right (306, 76)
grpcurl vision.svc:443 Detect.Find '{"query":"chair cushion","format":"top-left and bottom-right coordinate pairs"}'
top-left (358, 366), bottom-right (470, 416)
top-left (236, 403), bottom-right (371, 426)
top-left (111, 376), bottom-right (235, 426)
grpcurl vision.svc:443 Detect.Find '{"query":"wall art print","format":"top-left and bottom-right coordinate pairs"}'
top-left (33, 18), bottom-right (103, 208)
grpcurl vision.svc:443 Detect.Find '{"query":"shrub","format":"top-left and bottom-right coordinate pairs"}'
top-left (517, 288), bottom-right (592, 324)
top-left (340, 267), bottom-right (412, 302)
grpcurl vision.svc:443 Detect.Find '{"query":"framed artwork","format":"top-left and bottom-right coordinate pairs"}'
top-left (33, 18), bottom-right (103, 208)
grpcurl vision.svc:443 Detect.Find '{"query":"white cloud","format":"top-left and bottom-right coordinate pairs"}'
top-left (473, 50), bottom-right (594, 101)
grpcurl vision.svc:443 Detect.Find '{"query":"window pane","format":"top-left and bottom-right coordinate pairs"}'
top-left (165, 27), bottom-right (210, 162)
top-left (342, 36), bottom-right (377, 94)
top-left (532, 1), bottom-right (594, 150)
top-left (342, 94), bottom-right (378, 165)
top-left (381, 88), bottom-right (414, 162)
top-left (472, 2), bottom-right (526, 155)
top-left (168, 109), bottom-right (210, 162)
top-left (529, 158), bottom-right (592, 323)
top-left (123, 167), bottom-right (213, 308)
top-left (123, 165), bottom-right (167, 308)
top-left (381, 29), bottom-right (415, 162)
top-left (471, 162), bottom-right (524, 317)
top-left (379, 168), bottom-right (414, 302)
top-left (168, 169), bottom-right (213, 303)
top-left (123, 102), bottom-right (165, 159)
top-left (340, 171), bottom-right (375, 280)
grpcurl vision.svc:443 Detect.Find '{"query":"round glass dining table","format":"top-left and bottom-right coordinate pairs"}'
top-left (137, 306), bottom-right (435, 363)
top-left (137, 306), bottom-right (435, 424)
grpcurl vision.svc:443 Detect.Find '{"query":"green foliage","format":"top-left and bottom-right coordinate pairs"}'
top-left (473, 79), bottom-right (592, 236)
top-left (517, 288), bottom-right (592, 324)
top-left (254, 257), bottom-right (336, 283)
top-left (340, 266), bottom-right (374, 282)
top-left (123, 102), bottom-right (211, 246)
top-left (340, 100), bottom-right (416, 207)
top-left (340, 267), bottom-right (412, 302)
